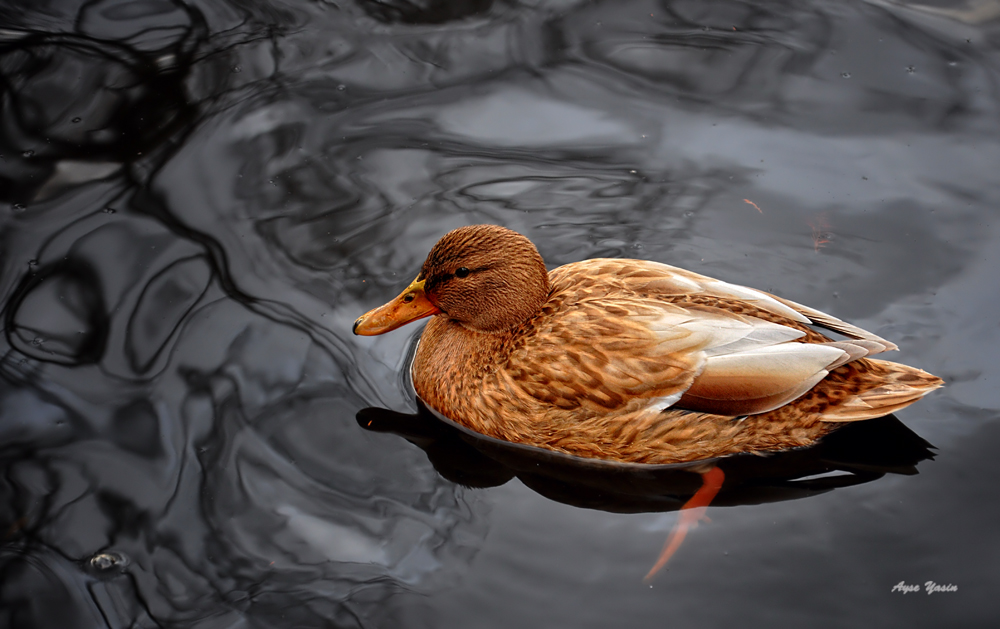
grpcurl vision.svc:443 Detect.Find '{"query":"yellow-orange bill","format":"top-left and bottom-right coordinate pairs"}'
top-left (353, 276), bottom-right (441, 336)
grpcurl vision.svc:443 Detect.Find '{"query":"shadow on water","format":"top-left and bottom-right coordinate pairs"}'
top-left (359, 404), bottom-right (936, 514)
top-left (0, 0), bottom-right (997, 626)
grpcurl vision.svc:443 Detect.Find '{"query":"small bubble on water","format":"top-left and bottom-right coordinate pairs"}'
top-left (31, 337), bottom-right (44, 346)
top-left (71, 117), bottom-right (82, 123)
top-left (90, 551), bottom-right (128, 571)
top-left (905, 65), bottom-right (915, 73)
top-left (102, 207), bottom-right (116, 214)
top-left (631, 243), bottom-right (643, 250)
top-left (337, 84), bottom-right (346, 91)
top-left (12, 203), bottom-right (26, 212)
top-left (232, 65), bottom-right (242, 73)
top-left (840, 72), bottom-right (851, 79)
top-left (28, 259), bottom-right (37, 267)
top-left (22, 150), bottom-right (34, 157)
top-left (684, 211), bottom-right (694, 218)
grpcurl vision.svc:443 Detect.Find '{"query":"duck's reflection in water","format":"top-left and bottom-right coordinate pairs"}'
top-left (358, 404), bottom-right (934, 578)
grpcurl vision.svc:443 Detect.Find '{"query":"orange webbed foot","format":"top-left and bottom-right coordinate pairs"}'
top-left (644, 466), bottom-right (725, 581)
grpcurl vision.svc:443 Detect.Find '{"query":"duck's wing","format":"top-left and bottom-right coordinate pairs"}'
top-left (551, 259), bottom-right (897, 352)
top-left (507, 294), bottom-right (849, 417)
top-left (512, 260), bottom-right (897, 417)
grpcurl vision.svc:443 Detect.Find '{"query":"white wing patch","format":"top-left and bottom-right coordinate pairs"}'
top-left (680, 343), bottom-right (849, 415)
top-left (646, 310), bottom-right (806, 358)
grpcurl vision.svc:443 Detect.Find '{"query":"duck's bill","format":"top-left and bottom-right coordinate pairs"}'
top-left (353, 277), bottom-right (441, 336)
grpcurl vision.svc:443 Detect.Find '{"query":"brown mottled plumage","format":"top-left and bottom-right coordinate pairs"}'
top-left (354, 225), bottom-right (942, 465)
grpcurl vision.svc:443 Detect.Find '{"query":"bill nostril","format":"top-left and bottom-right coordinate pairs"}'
top-left (403, 293), bottom-right (415, 303)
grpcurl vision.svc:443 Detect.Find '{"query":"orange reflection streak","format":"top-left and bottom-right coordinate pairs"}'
top-left (743, 199), bottom-right (763, 214)
top-left (644, 467), bottom-right (725, 580)
top-left (809, 215), bottom-right (832, 252)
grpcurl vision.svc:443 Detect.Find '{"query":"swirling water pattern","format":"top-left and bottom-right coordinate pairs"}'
top-left (1, 0), bottom-right (998, 627)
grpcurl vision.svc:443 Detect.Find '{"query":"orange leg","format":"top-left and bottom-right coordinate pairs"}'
top-left (644, 467), bottom-right (725, 581)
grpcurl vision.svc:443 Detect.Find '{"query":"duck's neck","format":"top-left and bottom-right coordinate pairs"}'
top-left (412, 315), bottom-right (521, 426)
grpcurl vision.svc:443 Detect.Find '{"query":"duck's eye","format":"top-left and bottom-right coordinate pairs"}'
top-left (455, 267), bottom-right (470, 278)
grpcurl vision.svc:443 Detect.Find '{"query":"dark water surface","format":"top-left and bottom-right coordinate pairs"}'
top-left (2, 0), bottom-right (999, 627)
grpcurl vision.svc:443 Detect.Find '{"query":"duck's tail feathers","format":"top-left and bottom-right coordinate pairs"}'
top-left (820, 359), bottom-right (943, 422)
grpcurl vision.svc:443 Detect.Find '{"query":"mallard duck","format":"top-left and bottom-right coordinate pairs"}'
top-left (353, 224), bottom-right (942, 466)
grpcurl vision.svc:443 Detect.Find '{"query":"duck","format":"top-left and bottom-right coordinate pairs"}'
top-left (353, 224), bottom-right (943, 467)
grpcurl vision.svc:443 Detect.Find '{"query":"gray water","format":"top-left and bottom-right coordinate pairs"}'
top-left (1, 0), bottom-right (998, 627)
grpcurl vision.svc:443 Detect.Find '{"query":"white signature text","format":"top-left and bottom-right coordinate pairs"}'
top-left (891, 580), bottom-right (958, 595)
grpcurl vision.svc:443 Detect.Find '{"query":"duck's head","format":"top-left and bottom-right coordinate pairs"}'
top-left (353, 224), bottom-right (549, 336)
